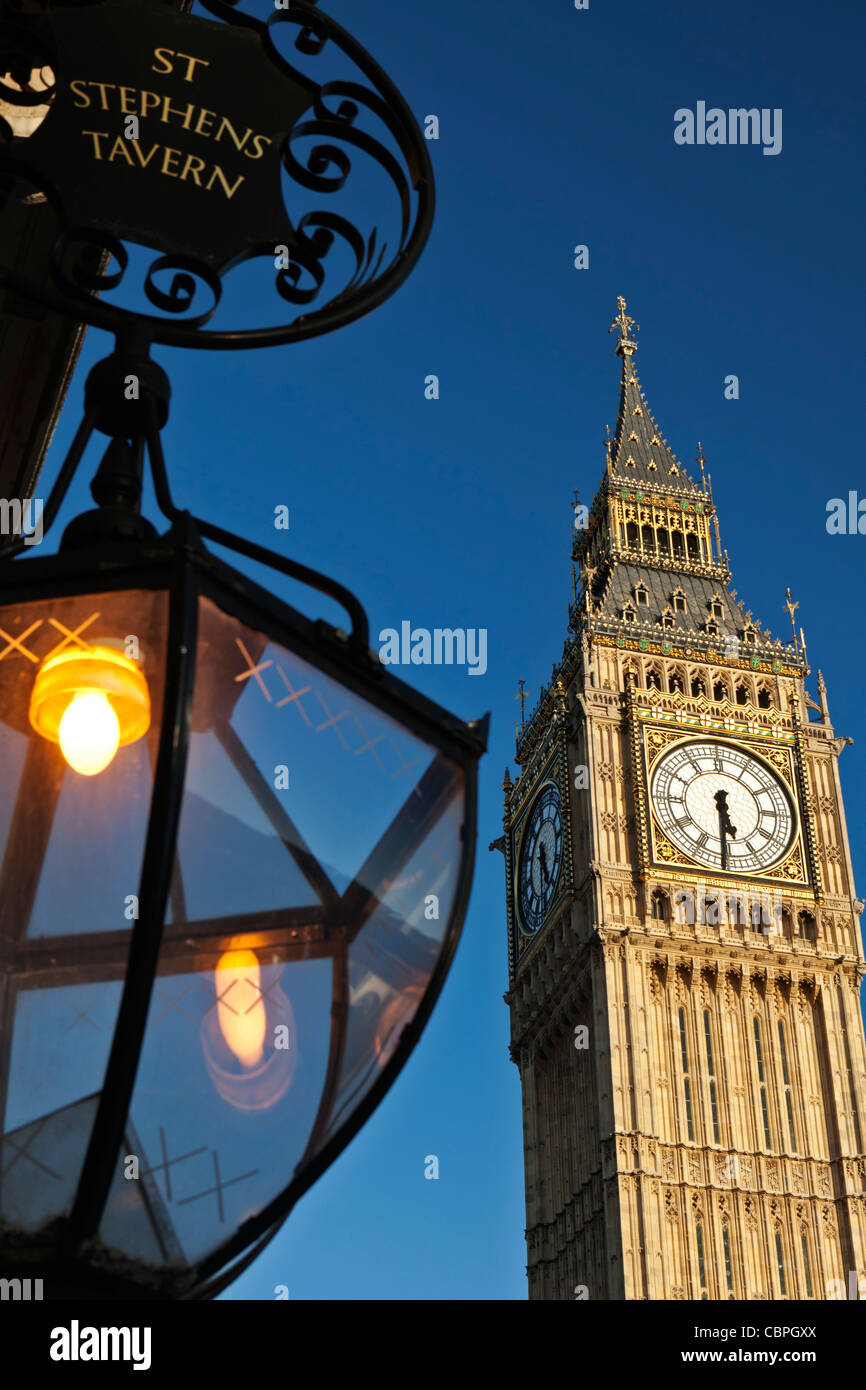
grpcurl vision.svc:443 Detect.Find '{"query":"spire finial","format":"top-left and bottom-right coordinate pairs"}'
top-left (609, 295), bottom-right (639, 357)
top-left (783, 588), bottom-right (799, 651)
top-left (696, 441), bottom-right (707, 491)
top-left (514, 677), bottom-right (528, 728)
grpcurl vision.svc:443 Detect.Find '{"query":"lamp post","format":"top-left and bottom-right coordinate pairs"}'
top-left (0, 0), bottom-right (487, 1299)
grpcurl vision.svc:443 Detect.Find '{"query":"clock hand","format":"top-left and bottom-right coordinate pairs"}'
top-left (539, 842), bottom-right (549, 886)
top-left (714, 788), bottom-right (737, 870)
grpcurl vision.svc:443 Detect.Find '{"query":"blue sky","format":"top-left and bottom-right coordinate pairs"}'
top-left (37, 0), bottom-right (866, 1299)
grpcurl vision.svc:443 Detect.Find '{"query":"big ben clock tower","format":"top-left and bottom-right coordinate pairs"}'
top-left (501, 299), bottom-right (866, 1301)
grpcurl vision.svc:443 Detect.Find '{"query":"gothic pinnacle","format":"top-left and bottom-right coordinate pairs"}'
top-left (609, 294), bottom-right (639, 357)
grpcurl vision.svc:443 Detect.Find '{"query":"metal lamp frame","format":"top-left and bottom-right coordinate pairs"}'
top-left (0, 504), bottom-right (486, 1298)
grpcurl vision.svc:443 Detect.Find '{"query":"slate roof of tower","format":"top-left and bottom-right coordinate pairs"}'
top-left (589, 561), bottom-right (787, 654)
top-left (608, 352), bottom-right (704, 494)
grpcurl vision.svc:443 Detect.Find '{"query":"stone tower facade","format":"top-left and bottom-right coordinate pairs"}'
top-left (501, 299), bottom-right (866, 1301)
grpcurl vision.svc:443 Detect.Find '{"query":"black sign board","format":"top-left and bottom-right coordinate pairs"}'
top-left (7, 0), bottom-right (314, 268)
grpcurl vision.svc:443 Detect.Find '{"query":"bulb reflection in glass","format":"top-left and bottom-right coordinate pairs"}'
top-left (215, 949), bottom-right (266, 1069)
top-left (201, 948), bottom-right (297, 1111)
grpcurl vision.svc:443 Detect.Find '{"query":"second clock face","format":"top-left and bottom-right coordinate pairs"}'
top-left (650, 739), bottom-right (795, 873)
top-left (517, 781), bottom-right (563, 933)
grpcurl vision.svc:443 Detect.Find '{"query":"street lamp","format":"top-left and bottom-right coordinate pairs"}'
top-left (0, 344), bottom-right (487, 1301)
top-left (0, 0), bottom-right (487, 1298)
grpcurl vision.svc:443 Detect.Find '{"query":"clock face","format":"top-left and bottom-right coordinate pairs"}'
top-left (517, 782), bottom-right (563, 933)
top-left (650, 740), bottom-right (795, 873)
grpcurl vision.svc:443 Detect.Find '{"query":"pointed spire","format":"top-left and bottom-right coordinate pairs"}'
top-left (605, 296), bottom-right (702, 493)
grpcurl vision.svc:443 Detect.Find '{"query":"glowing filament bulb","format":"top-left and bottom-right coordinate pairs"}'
top-left (216, 950), bottom-right (266, 1069)
top-left (58, 691), bottom-right (121, 776)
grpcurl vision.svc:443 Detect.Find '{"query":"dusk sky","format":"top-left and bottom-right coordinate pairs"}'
top-left (37, 0), bottom-right (866, 1299)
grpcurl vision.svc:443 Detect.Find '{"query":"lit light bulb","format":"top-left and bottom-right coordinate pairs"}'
top-left (29, 642), bottom-right (150, 775)
top-left (58, 691), bottom-right (121, 776)
top-left (216, 950), bottom-right (266, 1069)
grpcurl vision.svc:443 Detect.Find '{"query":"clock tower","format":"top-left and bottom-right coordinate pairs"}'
top-left (502, 299), bottom-right (866, 1301)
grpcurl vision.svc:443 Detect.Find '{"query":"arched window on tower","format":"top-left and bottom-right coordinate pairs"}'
top-left (669, 670), bottom-right (685, 694)
top-left (754, 1017), bottom-right (772, 1149)
top-left (678, 1007), bottom-right (695, 1142)
top-left (704, 1010), bottom-right (721, 1143)
top-left (800, 1232), bottom-right (814, 1299)
top-left (696, 1223), bottom-right (708, 1298)
top-left (642, 525), bottom-right (656, 554)
top-left (691, 675), bottom-right (707, 698)
top-left (713, 677), bottom-right (728, 701)
top-left (627, 521), bottom-right (639, 549)
top-left (687, 533), bottom-right (700, 562)
top-left (798, 911), bottom-right (817, 940)
top-left (774, 1230), bottom-right (787, 1297)
top-left (646, 665), bottom-right (662, 691)
top-left (722, 1224), bottom-right (735, 1297)
top-left (650, 889), bottom-right (670, 922)
top-left (757, 685), bottom-right (774, 709)
top-left (672, 529), bottom-right (685, 560)
top-left (778, 1018), bottom-right (797, 1152)
top-left (735, 682), bottom-right (749, 706)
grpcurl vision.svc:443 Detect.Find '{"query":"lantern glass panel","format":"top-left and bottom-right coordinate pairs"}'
top-left (0, 589), bottom-right (167, 1234)
top-left (96, 596), bottom-right (467, 1270)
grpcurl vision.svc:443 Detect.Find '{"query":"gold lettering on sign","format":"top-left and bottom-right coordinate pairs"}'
top-left (180, 153), bottom-right (206, 186)
top-left (108, 136), bottom-right (134, 166)
top-left (205, 165), bottom-right (244, 199)
top-left (140, 91), bottom-right (162, 118)
top-left (195, 107), bottom-right (217, 138)
top-left (130, 141), bottom-right (159, 170)
top-left (82, 130), bottom-right (108, 159)
top-left (161, 146), bottom-right (183, 178)
top-left (71, 47), bottom-right (265, 202)
top-left (151, 49), bottom-right (211, 84)
top-left (161, 97), bottom-right (196, 130)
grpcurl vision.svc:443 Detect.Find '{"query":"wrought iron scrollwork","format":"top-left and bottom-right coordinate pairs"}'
top-left (0, 0), bottom-right (434, 351)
